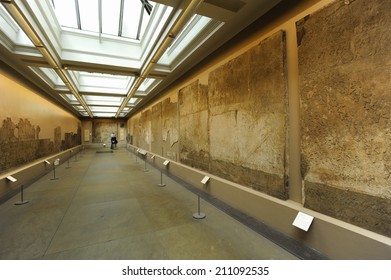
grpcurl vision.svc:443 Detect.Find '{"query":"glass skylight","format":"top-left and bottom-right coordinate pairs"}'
top-left (0, 0), bottom-right (225, 118)
top-left (77, 72), bottom-right (132, 91)
top-left (83, 95), bottom-right (124, 106)
top-left (0, 5), bottom-right (34, 47)
top-left (51, 0), bottom-right (154, 40)
top-left (93, 112), bottom-right (117, 117)
top-left (90, 106), bottom-right (119, 113)
top-left (128, 97), bottom-right (138, 105)
top-left (29, 67), bottom-right (66, 88)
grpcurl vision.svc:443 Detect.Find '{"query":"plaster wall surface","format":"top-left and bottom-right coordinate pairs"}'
top-left (139, 109), bottom-right (152, 151)
top-left (0, 69), bottom-right (81, 174)
top-left (178, 80), bottom-right (210, 171)
top-left (127, 0), bottom-right (390, 240)
top-left (298, 0), bottom-right (391, 236)
top-left (208, 31), bottom-right (288, 199)
top-left (161, 97), bottom-right (179, 161)
top-left (151, 102), bottom-right (162, 154)
top-left (81, 119), bottom-right (127, 149)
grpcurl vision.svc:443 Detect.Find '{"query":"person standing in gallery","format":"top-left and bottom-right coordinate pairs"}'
top-left (110, 132), bottom-right (117, 149)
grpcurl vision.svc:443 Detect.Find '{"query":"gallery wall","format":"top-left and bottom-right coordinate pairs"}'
top-left (127, 0), bottom-right (390, 237)
top-left (0, 66), bottom-right (81, 173)
top-left (81, 119), bottom-right (127, 148)
top-left (298, 0), bottom-right (391, 240)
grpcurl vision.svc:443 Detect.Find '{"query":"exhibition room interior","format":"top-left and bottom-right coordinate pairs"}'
top-left (0, 0), bottom-right (390, 260)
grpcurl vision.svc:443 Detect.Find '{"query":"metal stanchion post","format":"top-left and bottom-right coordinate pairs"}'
top-left (15, 185), bottom-right (29, 205)
top-left (157, 171), bottom-right (166, 187)
top-left (66, 151), bottom-right (71, 169)
top-left (143, 155), bottom-right (149, 172)
top-left (51, 158), bottom-right (60, 180)
top-left (193, 195), bottom-right (206, 219)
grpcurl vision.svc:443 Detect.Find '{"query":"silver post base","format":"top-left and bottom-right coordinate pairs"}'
top-left (15, 200), bottom-right (29, 205)
top-left (192, 212), bottom-right (206, 219)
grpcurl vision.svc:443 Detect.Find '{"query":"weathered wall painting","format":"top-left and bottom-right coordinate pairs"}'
top-left (298, 0), bottom-right (391, 236)
top-left (151, 102), bottom-right (162, 155)
top-left (139, 109), bottom-right (151, 151)
top-left (128, 31), bottom-right (288, 199)
top-left (162, 97), bottom-right (179, 161)
top-left (208, 30), bottom-right (288, 199)
top-left (0, 117), bottom-right (81, 172)
top-left (91, 120), bottom-right (118, 143)
top-left (178, 80), bottom-right (210, 171)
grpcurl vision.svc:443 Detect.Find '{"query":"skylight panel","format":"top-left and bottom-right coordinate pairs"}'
top-left (102, 0), bottom-right (121, 36)
top-left (51, 0), bottom-right (78, 29)
top-left (0, 5), bottom-right (34, 46)
top-left (29, 67), bottom-right (66, 87)
top-left (128, 98), bottom-right (138, 105)
top-left (93, 112), bottom-right (116, 117)
top-left (138, 78), bottom-right (155, 91)
top-left (77, 72), bottom-right (131, 90)
top-left (65, 94), bottom-right (77, 101)
top-left (122, 0), bottom-right (144, 39)
top-left (83, 95), bottom-right (123, 106)
top-left (79, 111), bottom-right (90, 117)
top-left (90, 106), bottom-right (118, 113)
top-left (52, 0), bottom-right (154, 40)
top-left (78, 0), bottom-right (99, 32)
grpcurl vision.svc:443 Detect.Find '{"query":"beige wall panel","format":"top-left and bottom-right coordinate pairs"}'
top-left (90, 119), bottom-right (117, 144)
top-left (208, 31), bottom-right (288, 199)
top-left (139, 109), bottom-right (151, 151)
top-left (298, 0), bottom-right (391, 236)
top-left (0, 70), bottom-right (80, 172)
top-left (178, 80), bottom-right (210, 171)
top-left (131, 114), bottom-right (141, 147)
top-left (162, 97), bottom-right (179, 161)
top-left (151, 102), bottom-right (162, 155)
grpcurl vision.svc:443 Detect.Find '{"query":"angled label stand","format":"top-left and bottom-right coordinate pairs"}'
top-left (293, 212), bottom-right (314, 232)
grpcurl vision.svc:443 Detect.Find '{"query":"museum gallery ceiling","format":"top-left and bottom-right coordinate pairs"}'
top-left (0, 0), bottom-right (282, 118)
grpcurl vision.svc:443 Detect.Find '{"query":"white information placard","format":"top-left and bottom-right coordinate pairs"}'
top-left (151, 155), bottom-right (155, 159)
top-left (138, 149), bottom-right (147, 155)
top-left (44, 160), bottom-right (51, 165)
top-left (6, 176), bottom-right (17, 182)
top-left (54, 158), bottom-right (60, 166)
top-left (163, 160), bottom-right (170, 166)
top-left (201, 176), bottom-right (210, 185)
top-left (292, 212), bottom-right (314, 232)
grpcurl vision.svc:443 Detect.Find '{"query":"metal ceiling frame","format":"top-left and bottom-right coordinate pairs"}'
top-left (115, 0), bottom-right (204, 117)
top-left (1, 0), bottom-right (94, 117)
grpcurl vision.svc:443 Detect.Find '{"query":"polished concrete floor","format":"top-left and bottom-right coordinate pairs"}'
top-left (0, 148), bottom-right (298, 260)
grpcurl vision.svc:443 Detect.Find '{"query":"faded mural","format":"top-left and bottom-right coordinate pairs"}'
top-left (298, 0), bottom-right (391, 236)
top-left (130, 30), bottom-right (288, 199)
top-left (179, 80), bottom-right (210, 171)
top-left (126, 0), bottom-right (390, 237)
top-left (0, 117), bottom-right (81, 172)
top-left (208, 31), bottom-right (288, 199)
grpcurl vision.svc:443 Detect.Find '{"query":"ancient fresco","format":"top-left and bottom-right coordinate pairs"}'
top-left (298, 0), bottom-right (391, 236)
top-left (162, 97), bottom-right (179, 161)
top-left (0, 117), bottom-right (81, 172)
top-left (91, 120), bottom-right (118, 143)
top-left (139, 109), bottom-right (151, 151)
top-left (208, 31), bottom-right (288, 199)
top-left (178, 80), bottom-right (210, 171)
top-left (130, 115), bottom-right (141, 148)
top-left (151, 102), bottom-right (162, 155)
